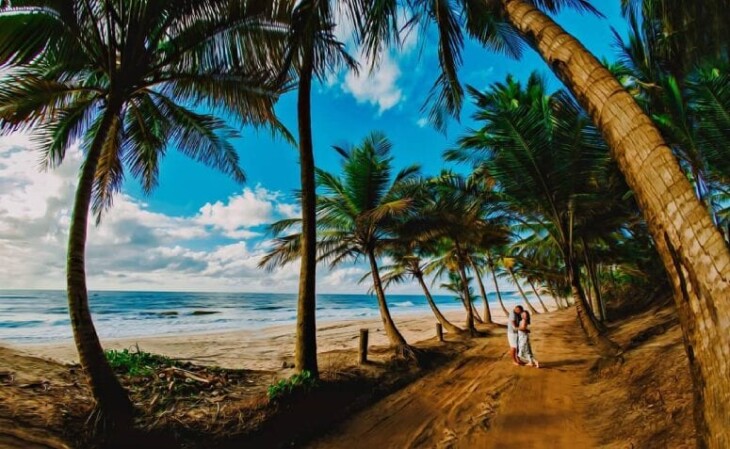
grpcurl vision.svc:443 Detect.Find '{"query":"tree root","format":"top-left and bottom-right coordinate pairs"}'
top-left (85, 399), bottom-right (135, 444)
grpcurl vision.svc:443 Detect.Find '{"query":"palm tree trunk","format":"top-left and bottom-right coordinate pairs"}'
top-left (528, 279), bottom-right (549, 313)
top-left (486, 252), bottom-right (509, 316)
top-left (503, 2), bottom-right (730, 446)
top-left (582, 245), bottom-right (605, 322)
top-left (567, 259), bottom-right (618, 354)
top-left (294, 43), bottom-right (318, 377)
top-left (66, 102), bottom-right (133, 430)
top-left (415, 273), bottom-right (464, 335)
top-left (367, 250), bottom-right (413, 358)
top-left (472, 306), bottom-right (485, 324)
top-left (508, 268), bottom-right (538, 315)
top-left (454, 243), bottom-right (477, 336)
top-left (469, 260), bottom-right (493, 324)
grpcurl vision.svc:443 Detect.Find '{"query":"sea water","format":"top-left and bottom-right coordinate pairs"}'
top-left (0, 290), bottom-right (526, 343)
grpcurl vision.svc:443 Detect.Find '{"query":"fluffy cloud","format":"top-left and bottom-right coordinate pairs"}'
top-left (343, 52), bottom-right (404, 113)
top-left (196, 186), bottom-right (286, 238)
top-left (0, 136), bottom-right (298, 292)
top-left (331, 7), bottom-right (420, 114)
top-left (0, 135), bottom-right (430, 294)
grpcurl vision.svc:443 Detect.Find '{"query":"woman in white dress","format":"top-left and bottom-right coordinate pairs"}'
top-left (518, 310), bottom-right (539, 368)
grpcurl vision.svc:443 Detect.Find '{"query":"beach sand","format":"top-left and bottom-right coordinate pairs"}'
top-left (8, 309), bottom-right (510, 371)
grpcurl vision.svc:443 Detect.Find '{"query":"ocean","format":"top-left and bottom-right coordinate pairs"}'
top-left (0, 289), bottom-right (527, 343)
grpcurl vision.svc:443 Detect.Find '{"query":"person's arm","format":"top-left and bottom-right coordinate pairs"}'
top-left (510, 312), bottom-right (519, 329)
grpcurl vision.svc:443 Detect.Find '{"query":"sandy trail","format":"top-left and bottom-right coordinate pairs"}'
top-left (308, 310), bottom-right (599, 449)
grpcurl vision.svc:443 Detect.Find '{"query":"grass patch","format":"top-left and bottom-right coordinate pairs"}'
top-left (267, 370), bottom-right (317, 401)
top-left (105, 346), bottom-right (174, 376)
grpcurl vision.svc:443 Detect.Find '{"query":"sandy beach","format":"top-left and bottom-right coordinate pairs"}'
top-left (8, 309), bottom-right (507, 372)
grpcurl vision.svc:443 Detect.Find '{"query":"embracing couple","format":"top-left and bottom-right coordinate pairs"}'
top-left (507, 305), bottom-right (539, 368)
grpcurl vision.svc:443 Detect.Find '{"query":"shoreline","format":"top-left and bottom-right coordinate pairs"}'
top-left (6, 308), bottom-right (515, 372)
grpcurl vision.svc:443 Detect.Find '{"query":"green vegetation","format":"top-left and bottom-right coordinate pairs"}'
top-left (267, 370), bottom-right (317, 402)
top-left (105, 348), bottom-right (174, 377)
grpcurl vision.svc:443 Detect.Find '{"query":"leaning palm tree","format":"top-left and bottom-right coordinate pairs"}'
top-left (439, 270), bottom-right (475, 315)
top-left (380, 241), bottom-right (465, 335)
top-left (417, 173), bottom-right (506, 333)
top-left (0, 0), bottom-right (287, 429)
top-left (425, 243), bottom-right (479, 333)
top-left (502, 257), bottom-right (541, 314)
top-left (262, 132), bottom-right (420, 359)
top-left (364, 2), bottom-right (730, 443)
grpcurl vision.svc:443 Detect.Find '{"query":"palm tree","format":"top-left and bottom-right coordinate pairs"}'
top-left (366, 2), bottom-right (730, 443)
top-left (485, 248), bottom-right (509, 317)
top-left (416, 173), bottom-right (507, 333)
top-left (380, 242), bottom-right (465, 335)
top-left (426, 243), bottom-right (479, 334)
top-left (0, 0), bottom-right (287, 429)
top-left (621, 0), bottom-right (730, 78)
top-left (503, 257), bottom-right (544, 314)
top-left (466, 256), bottom-right (495, 324)
top-left (262, 132), bottom-right (420, 359)
top-left (439, 271), bottom-right (475, 312)
top-left (278, 0), bottom-right (365, 378)
top-left (449, 73), bottom-right (618, 352)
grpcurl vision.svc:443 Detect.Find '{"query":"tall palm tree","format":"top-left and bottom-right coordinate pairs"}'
top-left (366, 2), bottom-right (730, 443)
top-left (449, 73), bottom-right (618, 352)
top-left (0, 0), bottom-right (287, 429)
top-left (262, 132), bottom-right (420, 359)
top-left (278, 0), bottom-right (360, 378)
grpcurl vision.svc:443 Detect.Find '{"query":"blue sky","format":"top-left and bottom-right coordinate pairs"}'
top-left (0, 2), bottom-right (628, 293)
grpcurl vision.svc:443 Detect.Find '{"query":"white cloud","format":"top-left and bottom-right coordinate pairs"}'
top-left (416, 118), bottom-right (428, 128)
top-left (0, 134), bottom-right (416, 293)
top-left (322, 267), bottom-right (367, 288)
top-left (195, 186), bottom-right (294, 238)
top-left (329, 7), bottom-right (420, 114)
top-left (343, 52), bottom-right (403, 113)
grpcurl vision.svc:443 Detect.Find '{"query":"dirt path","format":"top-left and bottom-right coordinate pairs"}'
top-left (307, 310), bottom-right (600, 449)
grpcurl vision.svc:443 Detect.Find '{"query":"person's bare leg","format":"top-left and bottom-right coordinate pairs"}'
top-left (510, 347), bottom-right (524, 365)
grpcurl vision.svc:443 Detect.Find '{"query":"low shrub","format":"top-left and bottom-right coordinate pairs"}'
top-left (105, 346), bottom-right (174, 376)
top-left (267, 370), bottom-right (317, 401)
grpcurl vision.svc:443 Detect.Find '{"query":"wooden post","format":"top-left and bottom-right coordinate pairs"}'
top-left (359, 328), bottom-right (368, 364)
top-left (436, 323), bottom-right (443, 342)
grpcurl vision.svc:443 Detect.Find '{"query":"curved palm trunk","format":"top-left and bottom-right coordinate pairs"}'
top-left (472, 303), bottom-right (485, 323)
top-left (67, 103), bottom-right (133, 429)
top-left (367, 251), bottom-right (413, 357)
top-left (568, 262), bottom-right (618, 354)
top-left (486, 253), bottom-right (509, 316)
top-left (582, 245), bottom-right (605, 321)
top-left (508, 269), bottom-right (538, 315)
top-left (527, 279), bottom-right (549, 313)
top-left (415, 273), bottom-right (464, 335)
top-left (294, 44), bottom-right (318, 377)
top-left (454, 243), bottom-right (477, 336)
top-left (504, 2), bottom-right (730, 445)
top-left (469, 260), bottom-right (493, 324)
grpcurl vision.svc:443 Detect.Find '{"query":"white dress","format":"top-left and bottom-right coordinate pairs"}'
top-left (518, 328), bottom-right (536, 364)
